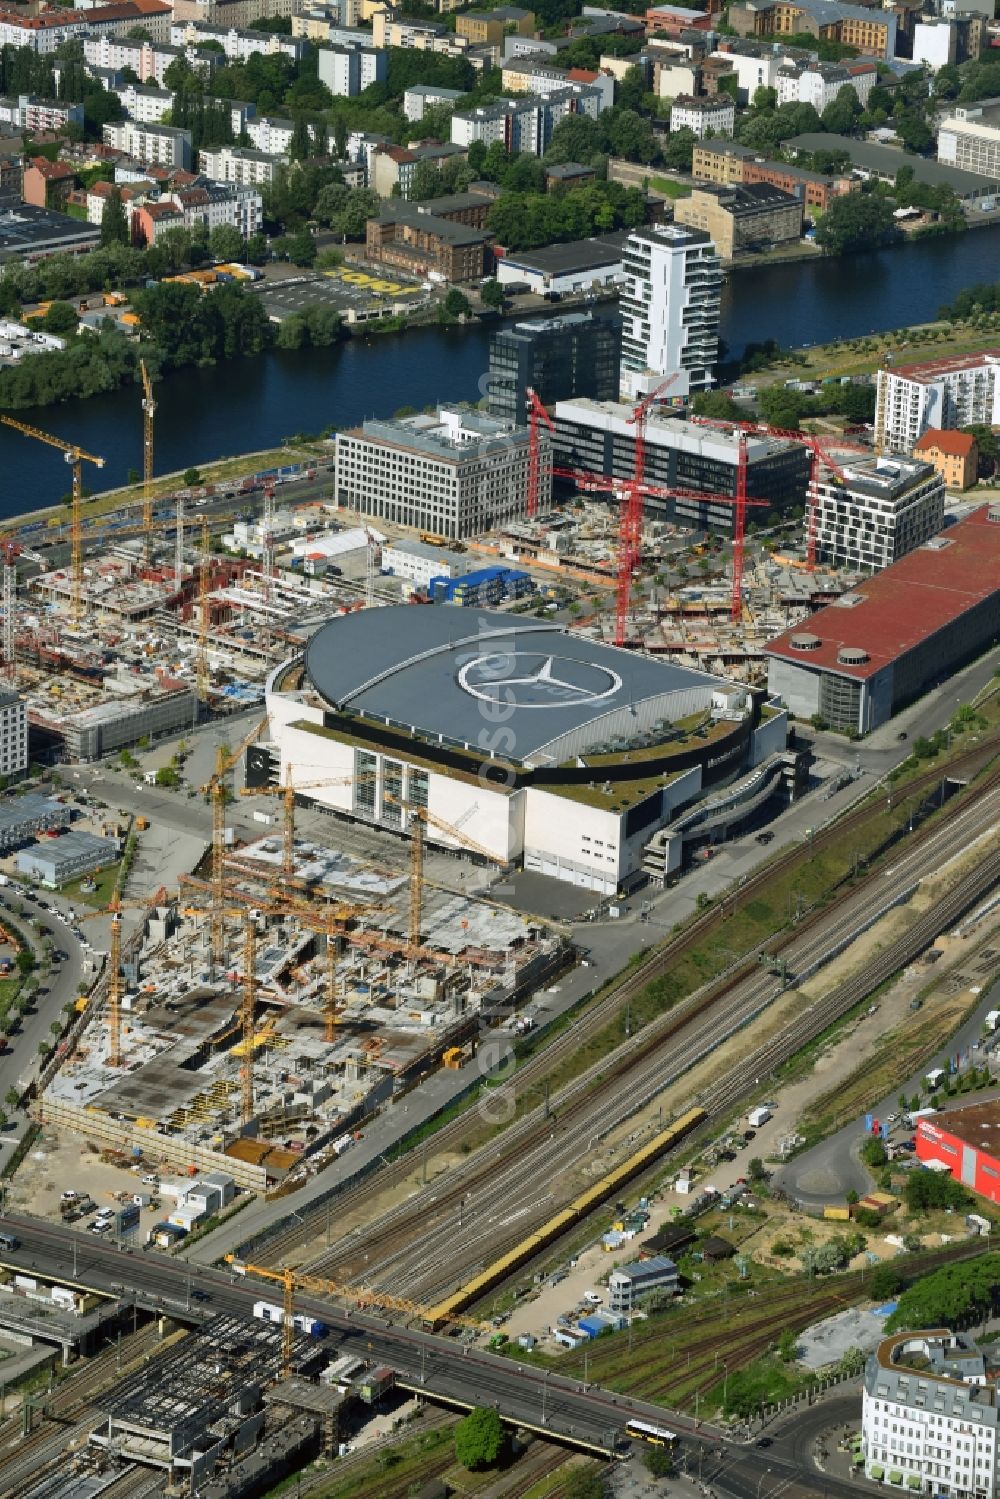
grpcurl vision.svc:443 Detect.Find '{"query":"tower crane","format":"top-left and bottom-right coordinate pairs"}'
top-left (525, 386), bottom-right (555, 520)
top-left (197, 518), bottom-right (211, 704)
top-left (82, 886), bottom-right (173, 1068)
top-left (1, 539), bottom-right (21, 683)
top-left (226, 1257), bottom-right (487, 1374)
top-left (689, 417), bottom-right (868, 572)
top-left (140, 360), bottom-right (156, 557)
top-left (200, 714), bottom-right (270, 971)
top-left (0, 417), bottom-right (104, 622)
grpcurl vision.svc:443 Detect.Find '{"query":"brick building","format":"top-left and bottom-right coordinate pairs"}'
top-left (366, 194), bottom-right (493, 281)
top-left (22, 156), bottom-right (75, 208)
top-left (691, 139), bottom-right (856, 209)
top-left (674, 181), bottom-right (802, 258)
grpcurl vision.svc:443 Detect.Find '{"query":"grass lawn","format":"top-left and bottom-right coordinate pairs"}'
top-left (650, 177), bottom-right (691, 199)
top-left (750, 314), bottom-right (1000, 389)
top-left (61, 861), bottom-right (122, 910)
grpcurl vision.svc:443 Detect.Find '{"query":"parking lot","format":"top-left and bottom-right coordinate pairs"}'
top-left (258, 268), bottom-right (427, 323)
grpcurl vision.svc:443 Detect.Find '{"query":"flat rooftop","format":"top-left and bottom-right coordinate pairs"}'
top-left (786, 133), bottom-right (1000, 195)
top-left (303, 606), bottom-right (724, 764)
top-left (0, 205), bottom-right (99, 260)
top-left (888, 349), bottom-right (1000, 384)
top-left (765, 505), bottom-right (1000, 681)
top-left (921, 1098), bottom-right (1000, 1157)
top-left (498, 230), bottom-right (628, 276)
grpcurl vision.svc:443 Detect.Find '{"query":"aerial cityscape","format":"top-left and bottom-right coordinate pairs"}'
top-left (0, 0), bottom-right (997, 1494)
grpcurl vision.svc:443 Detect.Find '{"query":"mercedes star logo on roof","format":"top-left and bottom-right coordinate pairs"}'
top-left (458, 653), bottom-right (623, 709)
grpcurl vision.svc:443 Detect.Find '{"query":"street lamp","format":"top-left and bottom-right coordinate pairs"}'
top-left (756, 1468), bottom-right (772, 1499)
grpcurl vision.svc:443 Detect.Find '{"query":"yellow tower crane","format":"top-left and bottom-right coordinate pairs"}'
top-left (199, 715), bottom-right (270, 971)
top-left (241, 907), bottom-right (256, 1125)
top-left (0, 417), bottom-right (104, 622)
top-left (226, 1257), bottom-right (487, 1376)
top-left (197, 518), bottom-right (211, 704)
top-left (140, 360), bottom-right (156, 556)
top-left (82, 884), bottom-right (172, 1067)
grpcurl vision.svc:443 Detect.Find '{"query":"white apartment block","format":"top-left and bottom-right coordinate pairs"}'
top-left (451, 86), bottom-right (603, 155)
top-left (813, 454), bottom-right (944, 572)
top-left (118, 83), bottom-right (173, 123)
top-left (0, 94), bottom-right (84, 131)
top-left (668, 95), bottom-right (735, 139)
top-left (708, 44), bottom-right (788, 103)
top-left (104, 120), bottom-right (194, 170)
top-left (775, 59), bottom-right (876, 111)
top-left (863, 1330), bottom-right (1000, 1497)
top-left (0, 691), bottom-right (28, 780)
top-left (875, 352), bottom-right (1000, 454)
top-left (317, 43), bottom-right (387, 97)
top-left (913, 17), bottom-right (958, 69)
top-left (335, 406), bottom-right (545, 540)
top-left (244, 115), bottom-right (295, 154)
top-left (620, 223), bottom-right (723, 402)
top-left (199, 145), bottom-right (287, 185)
top-left (403, 83), bottom-right (466, 122)
top-left (170, 20), bottom-right (307, 61)
top-left (0, 11), bottom-right (88, 53)
top-left (938, 99), bottom-right (1000, 180)
top-left (81, 35), bottom-right (192, 87)
top-left (175, 182), bottom-right (263, 237)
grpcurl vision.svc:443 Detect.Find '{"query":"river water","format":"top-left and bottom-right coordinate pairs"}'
top-left (5, 224), bottom-right (1000, 516)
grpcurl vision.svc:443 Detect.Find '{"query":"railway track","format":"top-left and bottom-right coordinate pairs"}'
top-left (0, 1325), bottom-right (167, 1498)
top-left (298, 774), bottom-right (1000, 1304)
top-left (253, 735), bottom-right (1000, 1270)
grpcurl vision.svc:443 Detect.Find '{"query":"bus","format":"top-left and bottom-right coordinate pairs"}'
top-left (0, 1232), bottom-right (19, 1252)
top-left (625, 1420), bottom-right (678, 1448)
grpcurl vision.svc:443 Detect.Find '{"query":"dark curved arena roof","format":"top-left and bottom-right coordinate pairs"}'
top-left (304, 608), bottom-right (724, 766)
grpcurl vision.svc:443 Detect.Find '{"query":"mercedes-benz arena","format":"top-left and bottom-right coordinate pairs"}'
top-left (262, 608), bottom-right (786, 894)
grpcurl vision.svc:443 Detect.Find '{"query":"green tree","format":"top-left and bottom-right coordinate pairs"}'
top-left (820, 83), bottom-right (861, 136)
top-left (564, 1470), bottom-right (606, 1499)
top-left (454, 1407), bottom-right (505, 1471)
top-left (480, 279), bottom-right (505, 311)
top-left (442, 287), bottom-right (470, 320)
top-left (289, 113), bottom-right (312, 162)
top-left (663, 126), bottom-right (697, 172)
top-left (100, 186), bottom-right (130, 248)
top-left (209, 223), bottom-right (245, 262)
top-left (41, 300), bottom-right (79, 336)
top-left (154, 765), bottom-right (180, 787)
top-left (644, 1446), bottom-right (674, 1477)
top-left (183, 467), bottom-right (201, 486)
top-left (962, 423), bottom-right (998, 477)
top-left (4, 1087), bottom-right (19, 1108)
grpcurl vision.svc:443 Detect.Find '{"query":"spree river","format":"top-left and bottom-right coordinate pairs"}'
top-left (5, 224), bottom-right (1000, 517)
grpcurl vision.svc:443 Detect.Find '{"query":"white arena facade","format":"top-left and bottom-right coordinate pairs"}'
top-left (261, 608), bottom-right (787, 894)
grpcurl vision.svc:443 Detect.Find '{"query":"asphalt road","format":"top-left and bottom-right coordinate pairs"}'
top-left (0, 888), bottom-right (87, 1165)
top-left (0, 1212), bottom-right (726, 1459)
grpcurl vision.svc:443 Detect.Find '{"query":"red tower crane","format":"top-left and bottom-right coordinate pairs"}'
top-left (689, 418), bottom-right (869, 572)
top-left (553, 464), bottom-right (768, 641)
top-left (525, 386), bottom-right (555, 520)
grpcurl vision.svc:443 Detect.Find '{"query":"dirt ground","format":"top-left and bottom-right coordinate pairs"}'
top-left (6, 1127), bottom-right (181, 1242)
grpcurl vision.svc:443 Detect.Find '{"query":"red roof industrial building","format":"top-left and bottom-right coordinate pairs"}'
top-left (916, 1102), bottom-right (1000, 1206)
top-left (765, 502), bottom-right (1000, 734)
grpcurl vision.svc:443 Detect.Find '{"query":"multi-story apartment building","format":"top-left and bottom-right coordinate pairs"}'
top-left (104, 120), bottom-right (194, 170)
top-left (170, 20), bottom-right (307, 60)
top-left (500, 55), bottom-right (615, 108)
top-left (813, 454), bottom-right (944, 572)
top-left (729, 0), bottom-right (896, 59)
top-left (709, 38), bottom-right (812, 102)
top-left (172, 0), bottom-right (296, 27)
top-left (244, 115), bottom-right (295, 154)
top-left (451, 85), bottom-right (603, 155)
top-left (0, 9), bottom-right (89, 54)
top-left (775, 57), bottom-right (877, 109)
top-left (0, 94), bottom-right (84, 131)
top-left (668, 93), bottom-right (735, 138)
top-left (199, 144), bottom-right (286, 184)
top-left (674, 181), bottom-right (803, 259)
top-left (402, 83), bottom-right (466, 122)
top-left (938, 98), bottom-right (1000, 181)
top-left (487, 311), bottom-right (622, 421)
top-left (118, 83), bottom-right (173, 123)
top-left (371, 9), bottom-right (477, 59)
top-left (82, 35), bottom-right (195, 88)
top-left (619, 223), bottom-right (723, 402)
top-left (317, 42), bottom-right (387, 96)
top-left (862, 1330), bottom-right (1000, 1495)
top-left (553, 399), bottom-right (811, 532)
top-left (0, 691), bottom-right (28, 781)
top-left (875, 352), bottom-right (1000, 454)
top-left (335, 406), bottom-right (542, 540)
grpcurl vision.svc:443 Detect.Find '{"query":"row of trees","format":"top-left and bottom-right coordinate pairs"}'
top-left (885, 1254), bottom-right (1000, 1333)
top-left (487, 181), bottom-right (646, 252)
